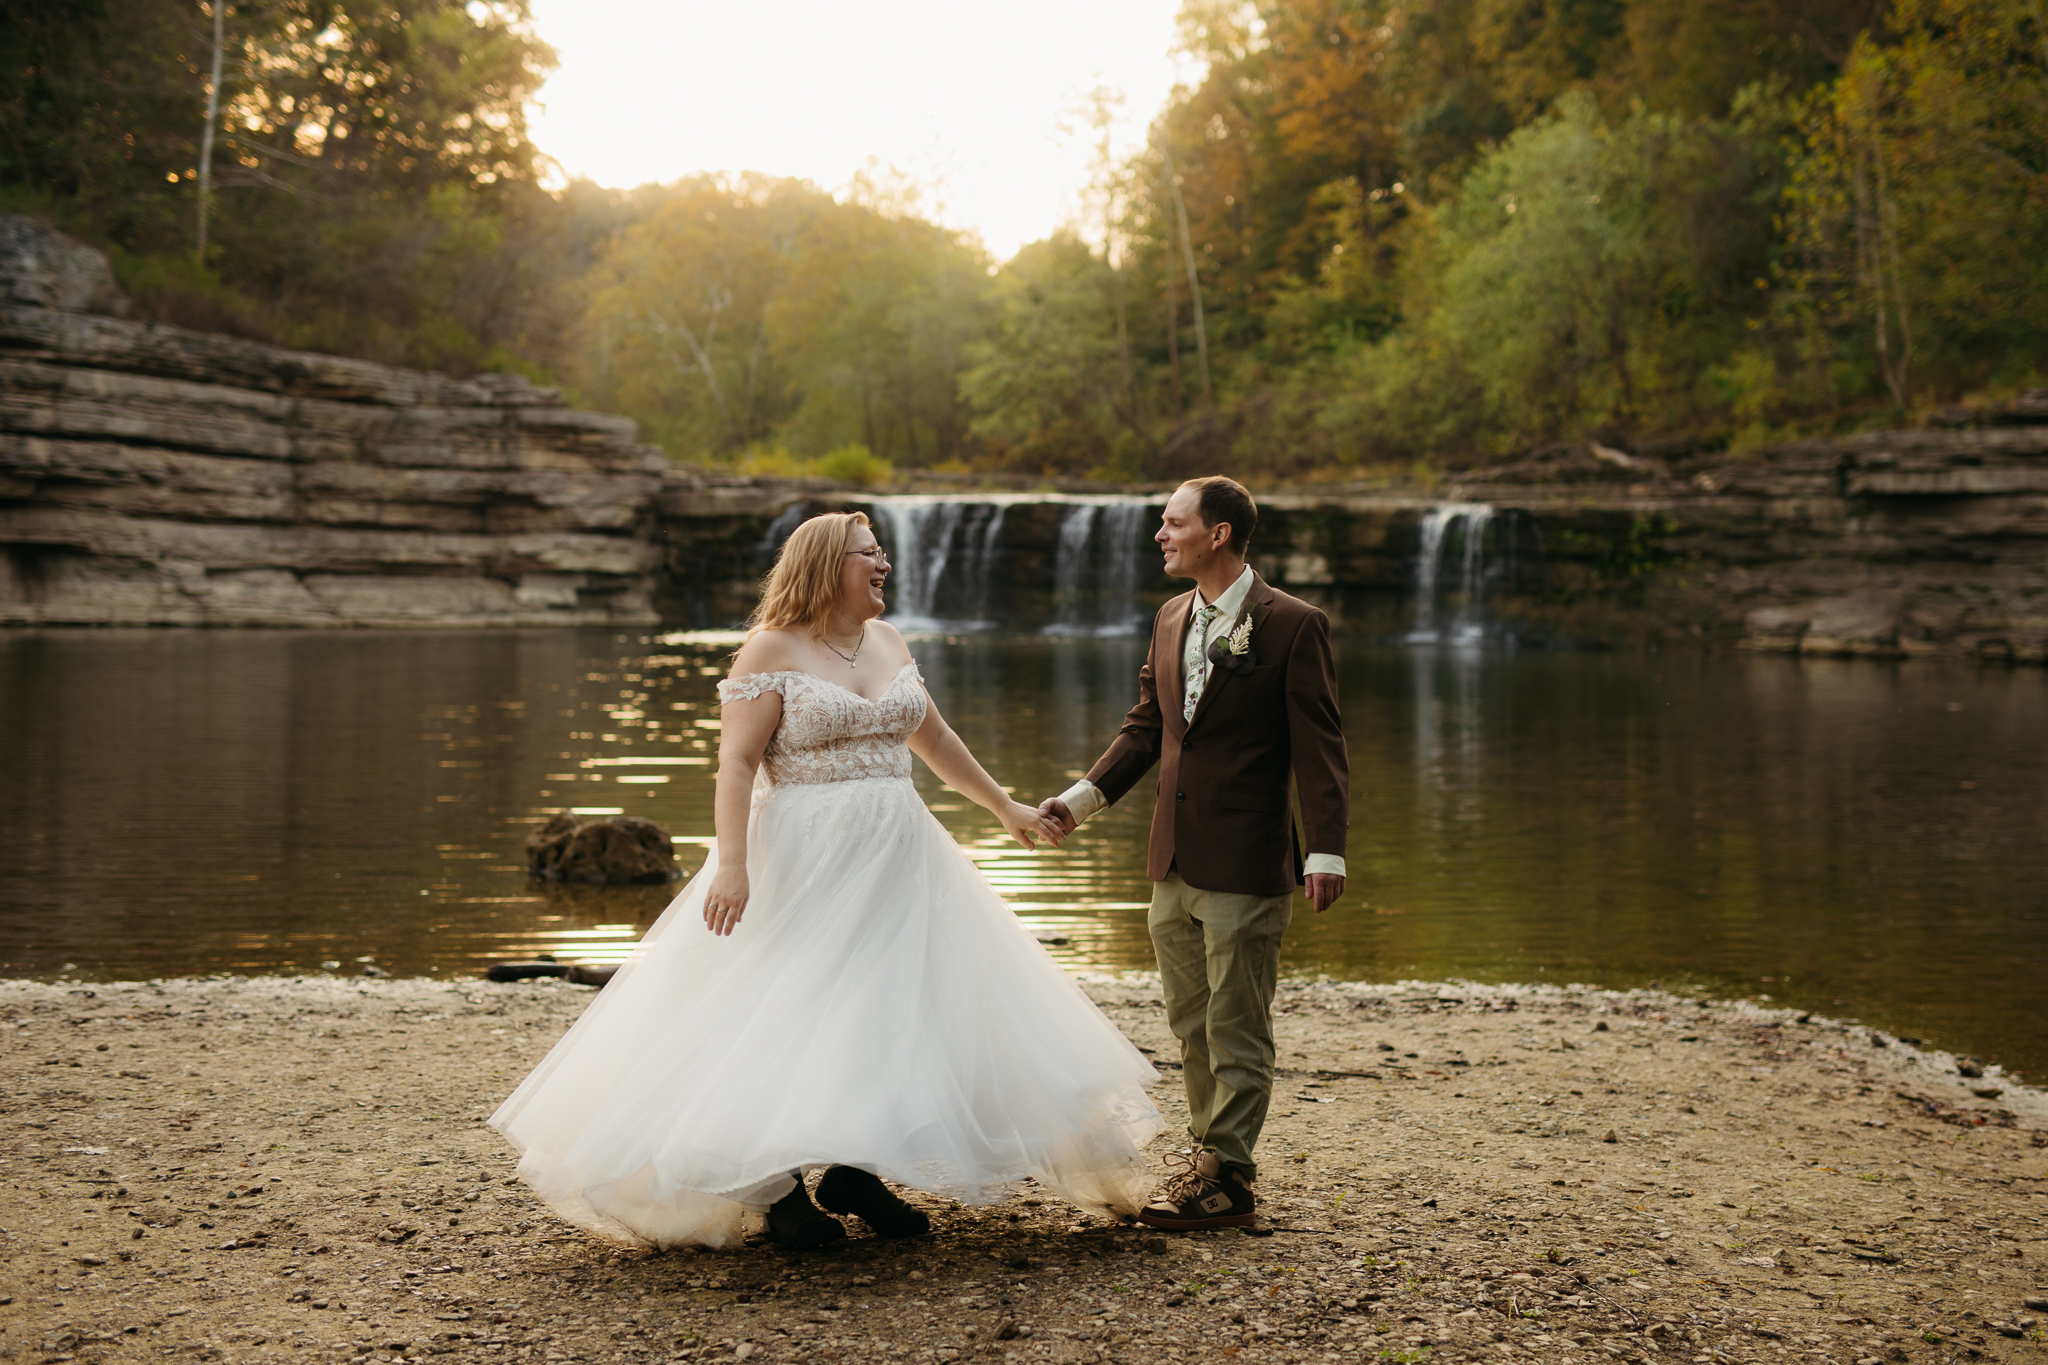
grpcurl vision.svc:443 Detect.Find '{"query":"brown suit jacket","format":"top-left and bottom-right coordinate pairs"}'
top-left (1083, 572), bottom-right (1350, 898)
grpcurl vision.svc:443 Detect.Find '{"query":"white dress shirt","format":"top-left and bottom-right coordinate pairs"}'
top-left (1056, 565), bottom-right (1346, 879)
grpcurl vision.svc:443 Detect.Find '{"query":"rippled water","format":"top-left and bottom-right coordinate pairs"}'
top-left (1, 629), bottom-right (2042, 1079)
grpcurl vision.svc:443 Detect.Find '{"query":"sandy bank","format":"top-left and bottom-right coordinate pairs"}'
top-left (3, 974), bottom-right (2044, 1365)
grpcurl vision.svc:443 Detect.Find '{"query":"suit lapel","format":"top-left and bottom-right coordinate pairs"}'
top-left (1158, 589), bottom-right (1194, 730)
top-left (1186, 573), bottom-right (1274, 734)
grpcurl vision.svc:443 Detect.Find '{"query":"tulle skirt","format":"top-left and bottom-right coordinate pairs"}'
top-left (488, 775), bottom-right (1162, 1248)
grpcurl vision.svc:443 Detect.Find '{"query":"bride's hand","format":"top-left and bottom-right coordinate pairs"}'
top-left (704, 863), bottom-right (749, 936)
top-left (1000, 800), bottom-right (1066, 851)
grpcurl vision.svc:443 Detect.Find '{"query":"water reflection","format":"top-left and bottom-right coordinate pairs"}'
top-left (0, 628), bottom-right (2041, 1080)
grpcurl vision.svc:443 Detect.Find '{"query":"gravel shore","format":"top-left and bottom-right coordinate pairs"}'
top-left (4, 973), bottom-right (2044, 1365)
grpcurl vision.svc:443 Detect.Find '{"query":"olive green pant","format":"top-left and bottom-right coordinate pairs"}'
top-left (1148, 871), bottom-right (1293, 1181)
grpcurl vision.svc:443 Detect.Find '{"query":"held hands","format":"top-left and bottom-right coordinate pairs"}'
top-left (703, 862), bottom-right (750, 936)
top-left (1036, 798), bottom-right (1076, 837)
top-left (1304, 872), bottom-right (1345, 914)
top-left (1001, 800), bottom-right (1068, 851)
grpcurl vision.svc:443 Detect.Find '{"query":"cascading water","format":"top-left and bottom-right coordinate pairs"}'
top-left (871, 497), bottom-right (1010, 629)
top-left (869, 494), bottom-right (1156, 632)
top-left (755, 501), bottom-right (810, 565)
top-left (1046, 497), bottom-right (1155, 636)
top-left (1050, 503), bottom-right (1101, 631)
top-left (1096, 500), bottom-right (1152, 633)
top-left (1407, 503), bottom-right (1498, 645)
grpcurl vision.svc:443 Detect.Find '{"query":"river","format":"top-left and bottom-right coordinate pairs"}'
top-left (1, 627), bottom-right (2042, 1080)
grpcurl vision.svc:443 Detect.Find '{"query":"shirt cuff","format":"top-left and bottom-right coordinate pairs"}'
top-left (1056, 780), bottom-right (1107, 826)
top-left (1303, 853), bottom-right (1347, 878)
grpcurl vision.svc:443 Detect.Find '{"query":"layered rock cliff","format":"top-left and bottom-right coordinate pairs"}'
top-left (1418, 411), bottom-right (2048, 663)
top-left (3, 215), bottom-right (2042, 661)
top-left (0, 219), bottom-right (665, 627)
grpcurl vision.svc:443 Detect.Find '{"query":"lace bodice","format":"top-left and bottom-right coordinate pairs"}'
top-left (716, 663), bottom-right (926, 787)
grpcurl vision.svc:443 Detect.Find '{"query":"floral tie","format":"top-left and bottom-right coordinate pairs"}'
top-left (1184, 604), bottom-right (1222, 722)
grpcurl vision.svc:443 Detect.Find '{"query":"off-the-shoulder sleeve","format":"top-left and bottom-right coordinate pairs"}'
top-left (716, 672), bottom-right (789, 705)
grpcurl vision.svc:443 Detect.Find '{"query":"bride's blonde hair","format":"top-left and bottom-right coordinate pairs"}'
top-left (748, 511), bottom-right (874, 637)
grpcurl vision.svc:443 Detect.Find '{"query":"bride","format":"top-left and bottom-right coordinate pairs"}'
top-left (490, 511), bottom-right (1162, 1249)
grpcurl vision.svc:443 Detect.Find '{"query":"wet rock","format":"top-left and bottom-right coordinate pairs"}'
top-left (525, 811), bottom-right (680, 885)
top-left (1958, 1060), bottom-right (1985, 1078)
top-left (1802, 591), bottom-right (1906, 657)
top-left (487, 956), bottom-right (567, 983)
top-left (485, 959), bottom-right (617, 988)
top-left (0, 217), bottom-right (122, 313)
top-left (1742, 607), bottom-right (1811, 653)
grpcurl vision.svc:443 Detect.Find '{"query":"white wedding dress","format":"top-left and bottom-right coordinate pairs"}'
top-left (489, 662), bottom-right (1162, 1248)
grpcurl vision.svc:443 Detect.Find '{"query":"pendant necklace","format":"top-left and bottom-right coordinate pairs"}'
top-left (821, 627), bottom-right (863, 667)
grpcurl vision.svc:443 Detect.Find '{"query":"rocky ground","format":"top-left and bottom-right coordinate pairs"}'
top-left (3, 973), bottom-right (2044, 1365)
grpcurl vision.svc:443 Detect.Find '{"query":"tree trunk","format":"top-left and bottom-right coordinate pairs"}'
top-left (196, 0), bottom-right (225, 263)
top-left (1112, 262), bottom-right (1139, 427)
top-left (1163, 149), bottom-right (1213, 405)
top-left (1164, 273), bottom-right (1183, 414)
top-left (1854, 134), bottom-right (1912, 408)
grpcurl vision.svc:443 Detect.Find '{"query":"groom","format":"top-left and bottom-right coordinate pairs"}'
top-left (1041, 475), bottom-right (1349, 1231)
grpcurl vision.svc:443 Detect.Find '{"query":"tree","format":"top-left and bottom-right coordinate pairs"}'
top-left (1784, 0), bottom-right (2048, 405)
top-left (960, 233), bottom-right (1130, 471)
top-left (578, 175), bottom-right (991, 465)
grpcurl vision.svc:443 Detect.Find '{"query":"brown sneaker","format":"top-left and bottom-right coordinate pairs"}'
top-left (1136, 1149), bottom-right (1256, 1231)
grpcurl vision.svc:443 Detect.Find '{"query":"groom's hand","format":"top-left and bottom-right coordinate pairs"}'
top-left (1305, 873), bottom-right (1345, 914)
top-left (1037, 798), bottom-right (1075, 836)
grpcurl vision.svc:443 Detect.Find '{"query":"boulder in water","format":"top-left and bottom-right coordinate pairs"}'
top-left (483, 956), bottom-right (619, 987)
top-left (525, 811), bottom-right (680, 885)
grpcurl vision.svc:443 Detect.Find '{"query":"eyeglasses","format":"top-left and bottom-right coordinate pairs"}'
top-left (845, 547), bottom-right (891, 568)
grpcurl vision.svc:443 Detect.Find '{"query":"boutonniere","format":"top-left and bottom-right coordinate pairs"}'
top-left (1205, 613), bottom-right (1257, 676)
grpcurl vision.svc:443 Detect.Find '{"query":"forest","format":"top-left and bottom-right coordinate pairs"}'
top-left (5, 0), bottom-right (2045, 483)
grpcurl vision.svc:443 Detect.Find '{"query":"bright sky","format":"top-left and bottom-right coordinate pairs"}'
top-left (524, 0), bottom-right (1193, 262)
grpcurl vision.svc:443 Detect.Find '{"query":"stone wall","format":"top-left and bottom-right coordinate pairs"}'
top-left (0, 219), bottom-right (665, 628)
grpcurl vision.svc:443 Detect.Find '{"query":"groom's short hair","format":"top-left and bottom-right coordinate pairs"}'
top-left (1181, 476), bottom-right (1257, 556)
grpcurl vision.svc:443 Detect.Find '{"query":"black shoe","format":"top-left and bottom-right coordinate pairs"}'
top-left (1135, 1150), bottom-right (1257, 1232)
top-left (815, 1165), bottom-right (931, 1238)
top-left (765, 1174), bottom-right (846, 1250)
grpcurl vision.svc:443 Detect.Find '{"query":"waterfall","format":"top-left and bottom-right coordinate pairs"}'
top-left (1050, 504), bottom-right (1100, 632)
top-left (870, 494), bottom-right (1156, 632)
top-left (872, 497), bottom-right (1009, 629)
top-left (1097, 499), bottom-right (1152, 634)
top-left (755, 501), bottom-right (810, 565)
top-left (1045, 496), bottom-right (1156, 636)
top-left (1408, 503), bottom-right (1497, 645)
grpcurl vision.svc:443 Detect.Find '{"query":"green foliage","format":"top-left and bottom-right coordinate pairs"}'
top-left (577, 174), bottom-right (987, 465)
top-left (955, 0), bottom-right (2040, 479)
top-left (959, 234), bottom-right (1136, 474)
top-left (1415, 89), bottom-right (1791, 450)
top-left (811, 445), bottom-right (894, 487)
top-left (1, 0), bottom-right (576, 374)
top-left (8, 0), bottom-right (2042, 475)
top-left (727, 443), bottom-right (894, 487)
top-left (1781, 0), bottom-right (2048, 408)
